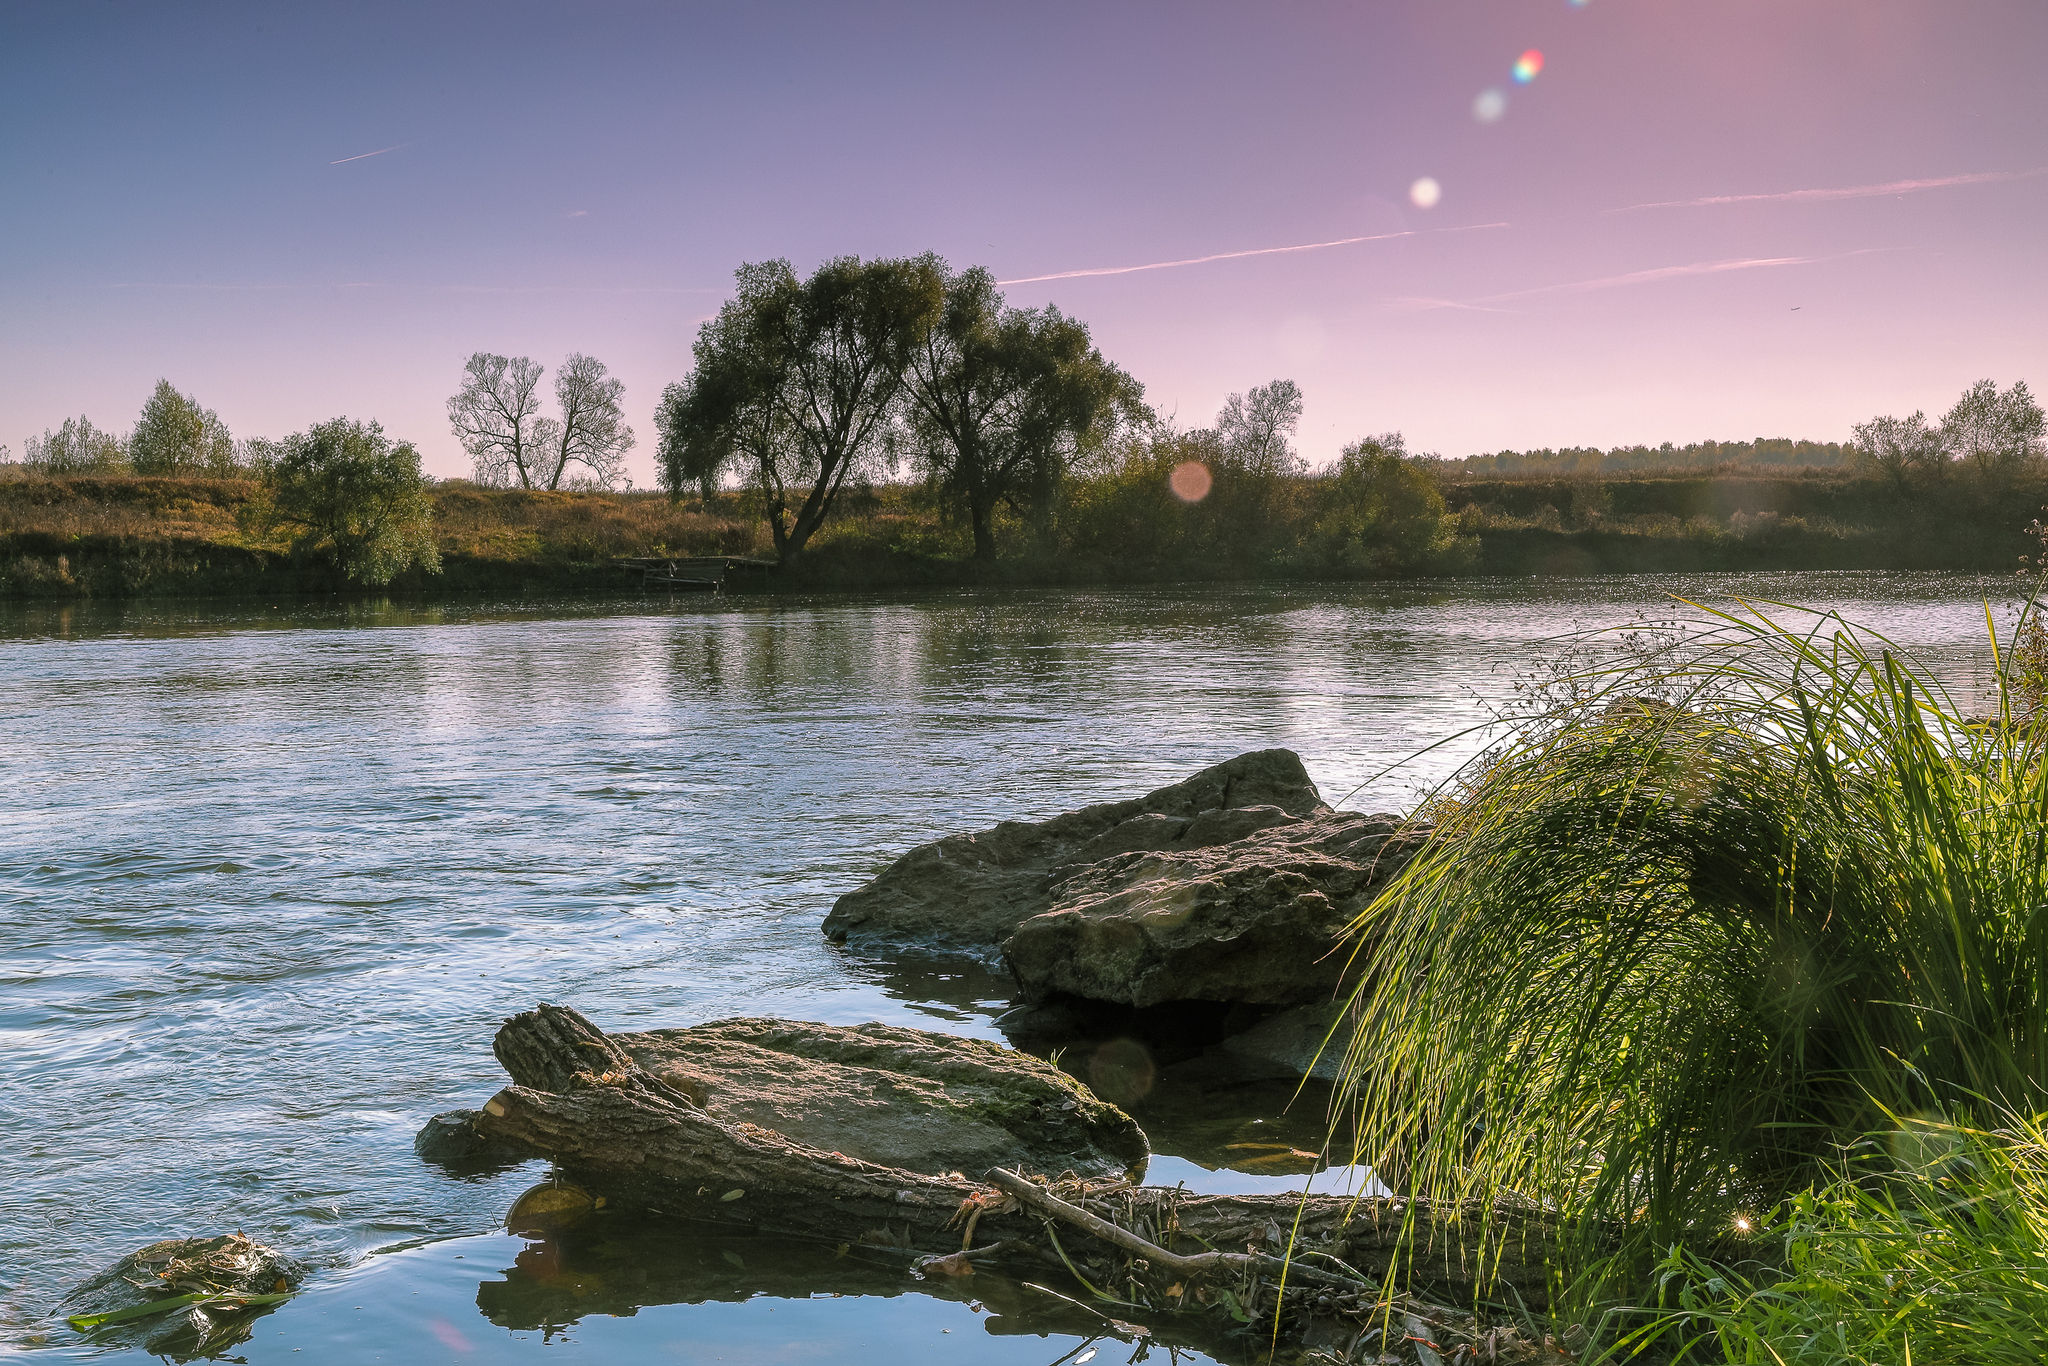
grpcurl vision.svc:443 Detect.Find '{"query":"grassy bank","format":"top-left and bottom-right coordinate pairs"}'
top-left (1338, 601), bottom-right (2048, 1360)
top-left (2, 465), bottom-right (2041, 600)
top-left (0, 476), bottom-right (768, 600)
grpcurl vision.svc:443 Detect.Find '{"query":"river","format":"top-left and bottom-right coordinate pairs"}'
top-left (0, 574), bottom-right (2013, 1362)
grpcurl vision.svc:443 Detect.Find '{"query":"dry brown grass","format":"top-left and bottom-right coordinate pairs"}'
top-left (0, 471), bottom-right (772, 564)
top-left (427, 484), bottom-right (768, 562)
top-left (0, 473), bottom-right (257, 544)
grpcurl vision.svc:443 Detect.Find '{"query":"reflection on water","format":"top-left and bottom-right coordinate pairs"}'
top-left (0, 575), bottom-right (2011, 1356)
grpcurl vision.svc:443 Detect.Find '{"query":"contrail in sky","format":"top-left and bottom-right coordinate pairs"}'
top-left (1394, 254), bottom-right (1821, 312)
top-left (998, 222), bottom-right (1508, 285)
top-left (1482, 255), bottom-right (1815, 300)
top-left (330, 143), bottom-right (409, 164)
top-left (1615, 168), bottom-right (2047, 211)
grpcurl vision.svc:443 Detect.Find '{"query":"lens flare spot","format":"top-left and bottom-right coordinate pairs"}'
top-left (1168, 461), bottom-right (1212, 502)
top-left (1513, 49), bottom-right (1544, 83)
top-left (1408, 176), bottom-right (1442, 209)
top-left (1473, 88), bottom-right (1507, 123)
top-left (1569, 0), bottom-right (1591, 8)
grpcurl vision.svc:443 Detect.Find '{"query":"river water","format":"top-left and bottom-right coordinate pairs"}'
top-left (0, 574), bottom-right (2013, 1362)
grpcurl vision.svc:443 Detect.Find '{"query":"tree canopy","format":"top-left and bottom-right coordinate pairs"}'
top-left (25, 415), bottom-right (128, 474)
top-left (1942, 378), bottom-right (2044, 490)
top-left (900, 259), bottom-right (1141, 560)
top-left (1849, 410), bottom-right (1943, 493)
top-left (130, 380), bottom-right (235, 476)
top-left (657, 256), bottom-right (941, 561)
top-left (1213, 379), bottom-right (1304, 477)
top-left (247, 418), bottom-right (441, 585)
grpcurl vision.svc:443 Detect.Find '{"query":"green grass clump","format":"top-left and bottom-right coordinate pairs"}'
top-left (1335, 598), bottom-right (2048, 1325)
top-left (1633, 1111), bottom-right (2048, 1363)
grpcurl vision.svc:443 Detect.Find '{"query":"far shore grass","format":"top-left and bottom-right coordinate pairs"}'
top-left (1, 463), bottom-right (2040, 601)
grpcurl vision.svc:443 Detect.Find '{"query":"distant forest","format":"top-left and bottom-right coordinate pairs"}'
top-left (1434, 438), bottom-right (1852, 478)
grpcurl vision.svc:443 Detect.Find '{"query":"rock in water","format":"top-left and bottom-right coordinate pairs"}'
top-left (414, 1109), bottom-right (539, 1171)
top-left (822, 747), bottom-right (1424, 1011)
top-left (610, 1017), bottom-right (1149, 1180)
top-left (821, 749), bottom-right (1327, 960)
top-left (1004, 809), bottom-right (1419, 1008)
top-left (59, 1234), bottom-right (301, 1357)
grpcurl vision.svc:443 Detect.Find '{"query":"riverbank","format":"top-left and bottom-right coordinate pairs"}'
top-left (1, 467), bottom-right (2039, 600)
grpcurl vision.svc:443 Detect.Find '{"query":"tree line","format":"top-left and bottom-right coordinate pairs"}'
top-left (12, 381), bottom-right (440, 587)
top-left (645, 253), bottom-right (1475, 572)
top-left (18, 380), bottom-right (278, 477)
top-left (1851, 379), bottom-right (2046, 495)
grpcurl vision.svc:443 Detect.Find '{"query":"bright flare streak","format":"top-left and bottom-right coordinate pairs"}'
top-left (1409, 177), bottom-right (1443, 209)
top-left (1513, 50), bottom-right (1543, 83)
top-left (1616, 167), bottom-right (2048, 211)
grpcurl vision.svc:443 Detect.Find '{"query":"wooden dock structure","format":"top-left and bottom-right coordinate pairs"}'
top-left (613, 555), bottom-right (777, 593)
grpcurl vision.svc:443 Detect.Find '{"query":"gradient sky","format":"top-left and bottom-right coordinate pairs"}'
top-left (4, 1), bottom-right (2045, 483)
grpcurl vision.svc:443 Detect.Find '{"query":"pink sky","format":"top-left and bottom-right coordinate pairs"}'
top-left (3, 1), bottom-right (2043, 481)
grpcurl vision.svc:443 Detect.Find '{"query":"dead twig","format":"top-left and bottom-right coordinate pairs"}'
top-left (984, 1168), bottom-right (1371, 1293)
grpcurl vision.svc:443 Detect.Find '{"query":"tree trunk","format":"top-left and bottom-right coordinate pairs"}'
top-left (469, 1005), bottom-right (1560, 1312)
top-left (970, 499), bottom-right (996, 562)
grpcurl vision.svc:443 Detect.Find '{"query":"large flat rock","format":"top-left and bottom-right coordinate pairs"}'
top-left (1003, 809), bottom-right (1419, 1008)
top-left (821, 749), bottom-right (1326, 960)
top-left (611, 1017), bottom-right (1149, 1180)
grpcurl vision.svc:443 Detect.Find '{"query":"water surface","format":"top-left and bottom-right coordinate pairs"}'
top-left (0, 575), bottom-right (2011, 1359)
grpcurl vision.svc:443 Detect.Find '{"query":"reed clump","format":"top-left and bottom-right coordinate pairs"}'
top-left (1337, 599), bottom-right (2048, 1343)
top-left (1631, 1109), bottom-right (2048, 1362)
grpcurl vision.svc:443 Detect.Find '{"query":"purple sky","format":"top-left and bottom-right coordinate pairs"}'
top-left (4, 1), bottom-right (2044, 482)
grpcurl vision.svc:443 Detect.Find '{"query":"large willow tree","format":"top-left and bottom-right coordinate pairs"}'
top-left (898, 259), bottom-right (1141, 561)
top-left (656, 257), bottom-right (939, 562)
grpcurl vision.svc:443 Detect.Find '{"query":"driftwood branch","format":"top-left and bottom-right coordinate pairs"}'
top-left (985, 1167), bottom-right (1368, 1291)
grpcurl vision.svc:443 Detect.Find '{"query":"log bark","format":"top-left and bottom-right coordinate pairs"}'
top-left (470, 1003), bottom-right (1559, 1310)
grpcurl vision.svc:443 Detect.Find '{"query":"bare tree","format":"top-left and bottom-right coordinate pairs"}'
top-left (448, 352), bottom-right (633, 490)
top-left (448, 353), bottom-right (548, 488)
top-left (532, 353), bottom-right (633, 490)
top-left (1214, 379), bottom-right (1304, 476)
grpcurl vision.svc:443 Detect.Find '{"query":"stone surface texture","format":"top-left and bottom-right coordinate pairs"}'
top-left (821, 749), bottom-right (1423, 1009)
top-left (1005, 808), bottom-right (1417, 1008)
top-left (611, 1016), bottom-right (1149, 1179)
top-left (821, 749), bottom-right (1326, 960)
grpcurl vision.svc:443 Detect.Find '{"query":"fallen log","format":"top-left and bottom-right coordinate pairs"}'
top-left (468, 1004), bottom-right (1561, 1315)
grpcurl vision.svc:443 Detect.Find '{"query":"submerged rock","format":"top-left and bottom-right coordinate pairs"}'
top-left (414, 1108), bottom-right (540, 1171)
top-left (59, 1234), bottom-right (302, 1359)
top-left (1216, 1000), bottom-right (1361, 1082)
top-left (610, 1016), bottom-right (1149, 1179)
top-left (821, 749), bottom-right (1325, 960)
